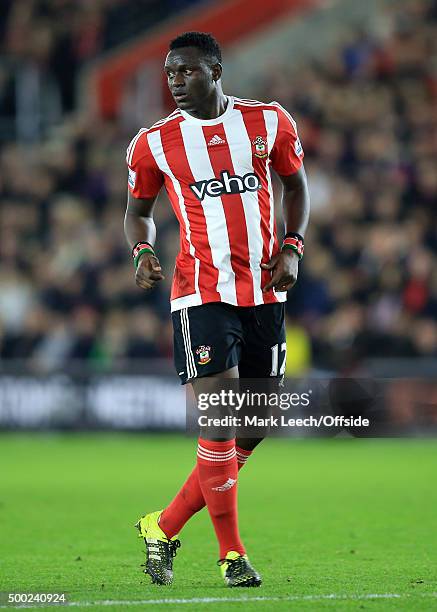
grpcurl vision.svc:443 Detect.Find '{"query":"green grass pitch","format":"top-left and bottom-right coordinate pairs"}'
top-left (1, 434), bottom-right (436, 611)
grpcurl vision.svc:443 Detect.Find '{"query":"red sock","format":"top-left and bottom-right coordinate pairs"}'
top-left (159, 466), bottom-right (206, 538)
top-left (197, 438), bottom-right (245, 558)
top-left (236, 445), bottom-right (253, 468)
top-left (159, 445), bottom-right (251, 539)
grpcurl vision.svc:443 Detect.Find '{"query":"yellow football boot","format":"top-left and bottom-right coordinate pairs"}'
top-left (135, 510), bottom-right (180, 585)
top-left (218, 550), bottom-right (262, 587)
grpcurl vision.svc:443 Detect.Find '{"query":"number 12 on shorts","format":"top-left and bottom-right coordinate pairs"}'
top-left (270, 342), bottom-right (287, 376)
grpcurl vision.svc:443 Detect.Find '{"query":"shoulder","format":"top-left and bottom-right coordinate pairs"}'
top-left (269, 101), bottom-right (298, 129)
top-left (147, 107), bottom-right (183, 133)
top-left (233, 97), bottom-right (290, 114)
top-left (126, 108), bottom-right (183, 165)
top-left (233, 96), bottom-right (280, 111)
top-left (233, 97), bottom-right (296, 125)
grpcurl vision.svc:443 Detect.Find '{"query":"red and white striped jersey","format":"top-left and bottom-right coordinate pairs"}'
top-left (126, 96), bottom-right (304, 312)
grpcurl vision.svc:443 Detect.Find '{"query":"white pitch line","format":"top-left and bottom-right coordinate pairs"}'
top-left (2, 592), bottom-right (437, 609)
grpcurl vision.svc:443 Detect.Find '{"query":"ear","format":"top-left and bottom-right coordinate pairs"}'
top-left (212, 63), bottom-right (222, 82)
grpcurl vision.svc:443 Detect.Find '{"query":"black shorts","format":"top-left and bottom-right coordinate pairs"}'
top-left (172, 302), bottom-right (286, 384)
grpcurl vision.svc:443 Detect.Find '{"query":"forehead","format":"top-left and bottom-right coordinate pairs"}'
top-left (165, 47), bottom-right (208, 68)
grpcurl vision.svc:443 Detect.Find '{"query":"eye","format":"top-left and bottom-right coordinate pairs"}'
top-left (184, 70), bottom-right (193, 76)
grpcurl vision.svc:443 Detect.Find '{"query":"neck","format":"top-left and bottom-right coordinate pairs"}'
top-left (186, 90), bottom-right (228, 120)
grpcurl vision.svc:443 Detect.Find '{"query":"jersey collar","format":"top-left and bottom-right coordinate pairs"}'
top-left (179, 96), bottom-right (234, 125)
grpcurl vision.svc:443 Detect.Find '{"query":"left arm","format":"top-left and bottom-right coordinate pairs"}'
top-left (261, 165), bottom-right (310, 292)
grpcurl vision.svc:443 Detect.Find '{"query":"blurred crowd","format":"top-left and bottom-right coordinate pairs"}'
top-left (0, 0), bottom-right (204, 132)
top-left (0, 0), bottom-right (436, 373)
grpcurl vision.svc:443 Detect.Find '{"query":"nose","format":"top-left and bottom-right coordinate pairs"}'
top-left (173, 72), bottom-right (185, 88)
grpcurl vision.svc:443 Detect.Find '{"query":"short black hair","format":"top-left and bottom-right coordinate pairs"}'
top-left (169, 31), bottom-right (222, 63)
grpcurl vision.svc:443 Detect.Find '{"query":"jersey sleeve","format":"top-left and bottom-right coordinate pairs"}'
top-left (269, 103), bottom-right (304, 176)
top-left (126, 130), bottom-right (164, 199)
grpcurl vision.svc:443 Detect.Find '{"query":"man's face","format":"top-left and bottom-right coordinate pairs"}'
top-left (164, 47), bottom-right (220, 111)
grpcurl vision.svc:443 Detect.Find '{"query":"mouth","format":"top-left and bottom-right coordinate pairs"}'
top-left (173, 92), bottom-right (188, 102)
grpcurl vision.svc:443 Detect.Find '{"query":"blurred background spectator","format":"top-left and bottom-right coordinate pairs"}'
top-left (0, 0), bottom-right (436, 376)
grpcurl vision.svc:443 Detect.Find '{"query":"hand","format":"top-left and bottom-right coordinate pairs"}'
top-left (135, 253), bottom-right (165, 290)
top-left (261, 250), bottom-right (299, 293)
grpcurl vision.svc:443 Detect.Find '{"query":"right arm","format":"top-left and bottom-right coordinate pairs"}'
top-left (124, 191), bottom-right (164, 290)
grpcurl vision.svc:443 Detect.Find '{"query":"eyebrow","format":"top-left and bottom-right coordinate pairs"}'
top-left (164, 63), bottom-right (195, 71)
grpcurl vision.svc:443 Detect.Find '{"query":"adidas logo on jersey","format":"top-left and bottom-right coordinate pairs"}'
top-left (189, 170), bottom-right (261, 201)
top-left (212, 477), bottom-right (237, 492)
top-left (208, 134), bottom-right (226, 146)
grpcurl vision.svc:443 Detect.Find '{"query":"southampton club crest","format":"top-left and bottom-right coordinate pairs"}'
top-left (196, 345), bottom-right (211, 365)
top-left (252, 135), bottom-right (268, 159)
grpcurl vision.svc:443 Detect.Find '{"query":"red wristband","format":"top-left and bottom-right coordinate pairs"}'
top-left (281, 234), bottom-right (304, 259)
top-left (132, 242), bottom-right (154, 260)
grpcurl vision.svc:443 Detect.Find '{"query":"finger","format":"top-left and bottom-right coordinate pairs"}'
top-left (136, 277), bottom-right (154, 289)
top-left (135, 271), bottom-right (150, 283)
top-left (150, 256), bottom-right (162, 268)
top-left (137, 268), bottom-right (163, 281)
top-left (261, 254), bottom-right (280, 269)
top-left (276, 277), bottom-right (296, 292)
top-left (136, 277), bottom-right (153, 287)
top-left (260, 261), bottom-right (275, 270)
top-left (138, 264), bottom-right (161, 276)
top-left (263, 275), bottom-right (281, 292)
top-left (265, 272), bottom-right (296, 292)
top-left (149, 272), bottom-right (165, 281)
top-left (138, 255), bottom-right (161, 273)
